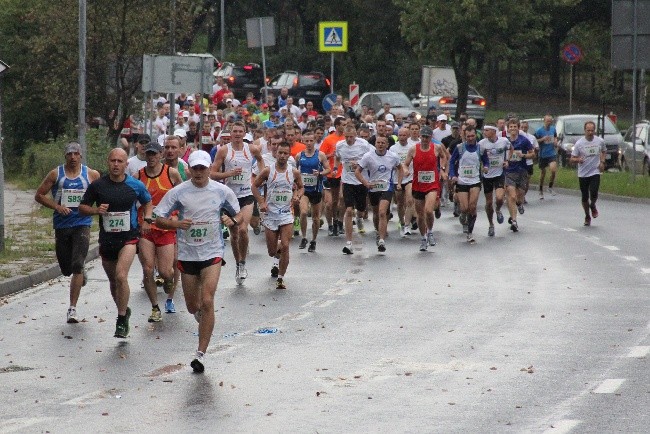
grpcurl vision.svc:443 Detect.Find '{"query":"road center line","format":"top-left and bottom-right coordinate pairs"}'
top-left (603, 246), bottom-right (620, 251)
top-left (624, 256), bottom-right (638, 261)
top-left (641, 268), bottom-right (650, 274)
top-left (627, 346), bottom-right (650, 357)
top-left (542, 419), bottom-right (581, 434)
top-left (562, 228), bottom-right (577, 232)
top-left (593, 378), bottom-right (626, 394)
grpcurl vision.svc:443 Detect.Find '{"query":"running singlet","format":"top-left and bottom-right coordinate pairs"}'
top-left (51, 164), bottom-right (93, 229)
top-left (391, 142), bottom-right (414, 183)
top-left (319, 133), bottom-right (344, 179)
top-left (456, 143), bottom-right (482, 185)
top-left (298, 151), bottom-right (323, 193)
top-left (412, 144), bottom-right (440, 193)
top-left (137, 164), bottom-right (175, 230)
top-left (223, 142), bottom-right (254, 198)
top-left (479, 137), bottom-right (510, 179)
top-left (265, 165), bottom-right (295, 217)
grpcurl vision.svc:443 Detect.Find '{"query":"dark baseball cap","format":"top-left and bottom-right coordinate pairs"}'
top-left (138, 133), bottom-right (151, 144)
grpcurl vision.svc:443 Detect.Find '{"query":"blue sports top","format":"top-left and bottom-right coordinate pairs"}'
top-left (51, 165), bottom-right (93, 229)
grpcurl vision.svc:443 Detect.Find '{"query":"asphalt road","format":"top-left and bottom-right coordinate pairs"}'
top-left (1, 190), bottom-right (648, 433)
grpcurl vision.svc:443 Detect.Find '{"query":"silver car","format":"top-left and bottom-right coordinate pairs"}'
top-left (555, 114), bottom-right (623, 170)
top-left (411, 85), bottom-right (486, 125)
top-left (621, 121), bottom-right (650, 175)
top-left (355, 91), bottom-right (424, 118)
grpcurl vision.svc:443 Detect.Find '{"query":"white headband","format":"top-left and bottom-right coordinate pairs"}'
top-left (483, 125), bottom-right (498, 132)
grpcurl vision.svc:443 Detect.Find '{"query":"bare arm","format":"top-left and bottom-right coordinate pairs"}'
top-left (34, 169), bottom-right (69, 214)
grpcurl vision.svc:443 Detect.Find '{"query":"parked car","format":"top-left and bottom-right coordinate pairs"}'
top-left (262, 71), bottom-right (330, 111)
top-left (621, 120), bottom-right (650, 175)
top-left (555, 114), bottom-right (623, 170)
top-left (411, 85), bottom-right (486, 126)
top-left (213, 62), bottom-right (265, 101)
top-left (522, 118), bottom-right (545, 135)
top-left (355, 91), bottom-right (422, 118)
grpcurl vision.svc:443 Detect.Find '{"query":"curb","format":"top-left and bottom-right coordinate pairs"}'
top-left (0, 244), bottom-right (99, 299)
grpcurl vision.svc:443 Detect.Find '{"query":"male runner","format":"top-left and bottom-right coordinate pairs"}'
top-left (479, 124), bottom-right (509, 237)
top-left (79, 148), bottom-right (152, 338)
top-left (392, 127), bottom-right (415, 236)
top-left (535, 114), bottom-right (558, 198)
top-left (155, 150), bottom-right (241, 373)
top-left (35, 142), bottom-right (100, 323)
top-left (319, 117), bottom-right (346, 236)
top-left (252, 142), bottom-right (304, 289)
top-left (504, 119), bottom-right (535, 232)
top-left (570, 121), bottom-right (606, 226)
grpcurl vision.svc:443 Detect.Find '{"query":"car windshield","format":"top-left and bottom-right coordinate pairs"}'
top-left (299, 74), bottom-right (323, 86)
top-left (563, 117), bottom-right (618, 135)
top-left (380, 93), bottom-right (412, 107)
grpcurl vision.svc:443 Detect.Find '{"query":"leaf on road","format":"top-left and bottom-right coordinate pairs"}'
top-left (490, 367), bottom-right (497, 370)
top-left (219, 381), bottom-right (224, 387)
top-left (64, 336), bottom-right (72, 339)
top-left (102, 412), bottom-right (109, 416)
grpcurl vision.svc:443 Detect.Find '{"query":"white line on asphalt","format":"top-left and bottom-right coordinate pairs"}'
top-left (603, 246), bottom-right (620, 251)
top-left (0, 418), bottom-right (56, 433)
top-left (627, 346), bottom-right (650, 358)
top-left (301, 300), bottom-right (317, 308)
top-left (322, 287), bottom-right (352, 296)
top-left (276, 311), bottom-right (311, 321)
top-left (535, 220), bottom-right (553, 225)
top-left (624, 256), bottom-right (639, 261)
top-left (562, 228), bottom-right (577, 232)
top-left (593, 378), bottom-right (626, 394)
top-left (542, 419), bottom-right (581, 434)
top-left (318, 299), bottom-right (337, 308)
top-left (641, 268), bottom-right (650, 274)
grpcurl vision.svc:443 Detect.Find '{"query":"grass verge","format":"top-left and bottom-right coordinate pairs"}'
top-left (529, 166), bottom-right (650, 198)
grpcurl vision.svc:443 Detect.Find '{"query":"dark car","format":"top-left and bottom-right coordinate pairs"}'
top-left (213, 62), bottom-right (265, 101)
top-left (263, 71), bottom-right (331, 111)
top-left (555, 114), bottom-right (623, 170)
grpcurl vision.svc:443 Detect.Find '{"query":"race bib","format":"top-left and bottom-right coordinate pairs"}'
top-left (461, 165), bottom-right (478, 178)
top-left (61, 188), bottom-right (85, 208)
top-left (102, 211), bottom-right (130, 232)
top-left (371, 180), bottom-right (389, 191)
top-left (302, 173), bottom-right (318, 187)
top-left (344, 161), bottom-right (356, 173)
top-left (185, 221), bottom-right (216, 245)
top-left (418, 171), bottom-right (435, 183)
top-left (230, 169), bottom-right (250, 184)
top-left (270, 189), bottom-right (292, 206)
top-left (399, 154), bottom-right (408, 163)
top-left (201, 135), bottom-right (211, 144)
top-left (585, 144), bottom-right (599, 155)
top-left (489, 157), bottom-right (502, 168)
top-left (120, 128), bottom-right (130, 135)
top-left (509, 152), bottom-right (522, 162)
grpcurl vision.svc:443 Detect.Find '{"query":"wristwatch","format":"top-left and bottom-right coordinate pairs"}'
top-left (230, 217), bottom-right (239, 226)
top-left (144, 217), bottom-right (154, 224)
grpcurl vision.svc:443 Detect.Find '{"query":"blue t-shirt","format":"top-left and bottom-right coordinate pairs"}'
top-left (505, 135), bottom-right (533, 173)
top-left (535, 125), bottom-right (557, 158)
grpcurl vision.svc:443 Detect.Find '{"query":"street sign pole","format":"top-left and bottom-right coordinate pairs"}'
top-left (330, 53), bottom-right (334, 94)
top-left (78, 0), bottom-right (87, 162)
top-left (318, 22), bottom-right (348, 97)
top-left (0, 60), bottom-right (9, 252)
top-left (258, 17), bottom-right (268, 102)
top-left (569, 64), bottom-right (573, 114)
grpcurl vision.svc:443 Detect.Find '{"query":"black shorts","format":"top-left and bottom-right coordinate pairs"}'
top-left (539, 156), bottom-right (557, 169)
top-left (398, 180), bottom-right (412, 190)
top-left (342, 183), bottom-right (368, 211)
top-left (99, 238), bottom-right (139, 262)
top-left (527, 164), bottom-right (534, 175)
top-left (412, 190), bottom-right (436, 201)
top-left (304, 191), bottom-right (323, 205)
top-left (323, 177), bottom-right (341, 189)
top-left (253, 200), bottom-right (260, 217)
top-left (177, 257), bottom-right (224, 276)
top-left (368, 190), bottom-right (394, 207)
top-left (579, 174), bottom-right (600, 202)
top-left (55, 226), bottom-right (90, 276)
top-left (455, 183), bottom-right (481, 193)
top-left (482, 175), bottom-right (505, 194)
top-left (238, 195), bottom-right (255, 208)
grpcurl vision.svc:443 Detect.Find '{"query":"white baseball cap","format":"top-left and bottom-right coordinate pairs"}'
top-left (188, 150), bottom-right (212, 168)
top-left (437, 114), bottom-right (448, 121)
top-left (298, 98), bottom-right (306, 105)
top-left (174, 128), bottom-right (187, 138)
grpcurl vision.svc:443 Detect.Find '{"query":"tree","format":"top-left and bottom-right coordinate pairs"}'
top-left (395, 0), bottom-right (545, 119)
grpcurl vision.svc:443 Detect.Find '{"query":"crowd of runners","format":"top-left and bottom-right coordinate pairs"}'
top-left (35, 87), bottom-right (608, 373)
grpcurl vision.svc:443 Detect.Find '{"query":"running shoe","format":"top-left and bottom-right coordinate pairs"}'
top-left (411, 219), bottom-right (418, 230)
top-left (590, 205), bottom-right (599, 218)
top-left (293, 218), bottom-right (300, 237)
top-left (253, 225), bottom-right (261, 235)
top-left (165, 298), bottom-right (176, 313)
top-left (434, 208), bottom-right (441, 219)
top-left (222, 226), bottom-right (229, 240)
top-left (194, 309), bottom-right (202, 323)
top-left (467, 233), bottom-right (476, 243)
top-left (235, 264), bottom-right (243, 285)
top-left (377, 239), bottom-right (386, 252)
top-left (427, 232), bottom-right (436, 246)
top-left (66, 307), bottom-right (78, 324)
top-left (488, 225), bottom-right (495, 237)
top-left (462, 224), bottom-right (468, 234)
top-left (148, 307), bottom-right (162, 323)
top-left (271, 264), bottom-right (279, 278)
top-left (337, 220), bottom-right (344, 236)
top-left (155, 274), bottom-right (164, 286)
top-left (539, 190), bottom-right (544, 200)
top-left (510, 220), bottom-right (519, 232)
top-left (299, 238), bottom-right (308, 249)
top-left (191, 351), bottom-right (205, 373)
top-left (517, 204), bottom-right (525, 215)
top-left (276, 278), bottom-right (286, 290)
top-left (508, 216), bottom-right (513, 225)
top-left (356, 218), bottom-right (365, 234)
top-left (403, 226), bottom-right (412, 237)
top-left (308, 241), bottom-right (316, 252)
top-left (419, 238), bottom-right (428, 252)
top-left (342, 244), bottom-right (353, 255)
top-left (496, 211), bottom-right (504, 224)
top-left (549, 187), bottom-right (556, 196)
top-left (328, 225), bottom-right (335, 236)
top-left (114, 313), bottom-right (129, 338)
top-left (584, 215), bottom-right (591, 226)
top-left (163, 279), bottom-right (174, 294)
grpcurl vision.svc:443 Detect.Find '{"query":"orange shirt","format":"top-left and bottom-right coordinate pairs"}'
top-left (137, 164), bottom-right (175, 230)
top-left (319, 132), bottom-right (344, 178)
top-left (290, 141), bottom-right (306, 159)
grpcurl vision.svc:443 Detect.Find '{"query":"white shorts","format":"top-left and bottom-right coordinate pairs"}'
top-left (262, 213), bottom-right (294, 231)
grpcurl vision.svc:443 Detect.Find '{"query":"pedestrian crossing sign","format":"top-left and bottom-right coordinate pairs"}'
top-left (319, 21), bottom-right (348, 52)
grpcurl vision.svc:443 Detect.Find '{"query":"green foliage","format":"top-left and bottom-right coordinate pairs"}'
top-left (530, 167), bottom-right (650, 198)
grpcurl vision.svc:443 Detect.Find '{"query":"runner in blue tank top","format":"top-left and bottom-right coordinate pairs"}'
top-left (35, 142), bottom-right (100, 324)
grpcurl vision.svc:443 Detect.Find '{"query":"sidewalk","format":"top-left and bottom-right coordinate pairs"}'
top-left (0, 183), bottom-right (99, 298)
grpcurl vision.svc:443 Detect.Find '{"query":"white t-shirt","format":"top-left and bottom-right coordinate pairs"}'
top-left (479, 137), bottom-right (510, 178)
top-left (391, 141), bottom-right (415, 183)
top-left (127, 155), bottom-right (147, 177)
top-left (335, 138), bottom-right (373, 185)
top-left (154, 179), bottom-right (240, 261)
top-left (572, 136), bottom-right (606, 178)
top-left (523, 132), bottom-right (538, 166)
top-left (432, 125), bottom-right (452, 142)
top-left (357, 150), bottom-right (401, 192)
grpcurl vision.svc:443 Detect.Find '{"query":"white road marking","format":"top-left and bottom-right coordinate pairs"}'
top-left (562, 228), bottom-right (577, 232)
top-left (62, 389), bottom-right (115, 405)
top-left (276, 311), bottom-right (311, 321)
top-left (593, 378), bottom-right (626, 394)
top-left (0, 418), bottom-right (56, 433)
top-left (301, 300), bottom-right (317, 308)
top-left (318, 299), bottom-right (337, 308)
top-left (542, 419), bottom-right (581, 434)
top-left (641, 268), bottom-right (650, 274)
top-left (627, 346), bottom-right (650, 358)
top-left (322, 287), bottom-right (351, 296)
top-left (535, 220), bottom-right (553, 225)
top-left (624, 256), bottom-right (639, 261)
top-left (603, 246), bottom-right (620, 251)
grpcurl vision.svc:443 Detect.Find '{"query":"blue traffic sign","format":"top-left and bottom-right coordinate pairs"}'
top-left (561, 43), bottom-right (583, 65)
top-left (322, 93), bottom-right (338, 112)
